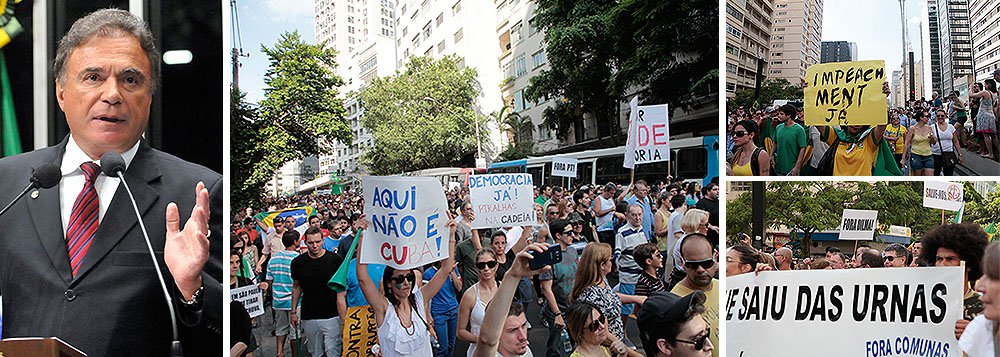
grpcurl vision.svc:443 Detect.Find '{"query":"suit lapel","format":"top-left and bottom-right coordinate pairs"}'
top-left (73, 142), bottom-right (162, 284)
top-left (27, 139), bottom-right (74, 285)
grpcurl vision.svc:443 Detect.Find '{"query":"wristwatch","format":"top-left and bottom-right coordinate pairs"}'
top-left (179, 285), bottom-right (204, 306)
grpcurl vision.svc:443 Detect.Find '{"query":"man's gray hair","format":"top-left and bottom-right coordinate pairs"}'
top-left (53, 8), bottom-right (160, 91)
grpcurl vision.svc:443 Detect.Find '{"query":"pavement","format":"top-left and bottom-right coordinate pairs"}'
top-left (955, 146), bottom-right (1000, 176)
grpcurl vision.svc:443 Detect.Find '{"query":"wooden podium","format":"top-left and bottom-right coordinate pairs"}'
top-left (0, 338), bottom-right (86, 357)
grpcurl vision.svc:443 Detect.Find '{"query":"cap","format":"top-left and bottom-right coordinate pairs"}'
top-left (993, 68), bottom-right (1000, 76)
top-left (764, 106), bottom-right (776, 113)
top-left (567, 212), bottom-right (584, 223)
top-left (637, 291), bottom-right (706, 330)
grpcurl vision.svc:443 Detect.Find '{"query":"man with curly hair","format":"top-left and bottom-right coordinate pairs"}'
top-left (918, 223), bottom-right (989, 340)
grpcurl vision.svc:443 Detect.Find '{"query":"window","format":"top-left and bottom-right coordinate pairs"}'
top-left (348, 26), bottom-right (355, 34)
top-left (437, 13), bottom-right (444, 26)
top-left (532, 50), bottom-right (546, 67)
top-left (454, 28), bottom-right (464, 42)
top-left (402, 26), bottom-right (408, 36)
top-left (423, 21), bottom-right (432, 39)
top-left (452, 1), bottom-right (461, 14)
top-left (514, 90), bottom-right (525, 111)
top-left (515, 53), bottom-right (527, 76)
top-left (529, 18), bottom-right (538, 35)
top-left (511, 22), bottom-right (523, 44)
top-left (438, 40), bottom-right (446, 53)
top-left (412, 34), bottom-right (420, 48)
top-left (538, 124), bottom-right (551, 140)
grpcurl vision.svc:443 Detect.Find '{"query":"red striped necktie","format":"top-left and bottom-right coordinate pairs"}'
top-left (67, 161), bottom-right (101, 277)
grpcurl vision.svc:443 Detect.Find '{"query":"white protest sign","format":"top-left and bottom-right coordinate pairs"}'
top-left (468, 174), bottom-right (536, 229)
top-left (624, 96), bottom-right (670, 168)
top-left (361, 176), bottom-right (450, 270)
top-left (888, 225), bottom-right (911, 237)
top-left (230, 285), bottom-right (264, 318)
top-left (923, 182), bottom-right (964, 212)
top-left (839, 209), bottom-right (878, 240)
top-left (726, 267), bottom-right (963, 357)
top-left (551, 157), bottom-right (578, 178)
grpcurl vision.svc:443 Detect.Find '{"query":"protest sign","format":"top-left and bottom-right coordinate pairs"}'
top-left (551, 157), bottom-right (578, 178)
top-left (923, 182), bottom-right (964, 212)
top-left (229, 285), bottom-right (264, 318)
top-left (726, 267), bottom-right (963, 357)
top-left (361, 176), bottom-right (450, 270)
top-left (624, 96), bottom-right (670, 168)
top-left (342, 305), bottom-right (378, 356)
top-left (839, 209), bottom-right (878, 240)
top-left (468, 174), bottom-right (536, 229)
top-left (804, 60), bottom-right (888, 126)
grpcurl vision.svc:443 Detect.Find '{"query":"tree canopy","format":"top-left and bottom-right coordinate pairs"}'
top-left (232, 31), bottom-right (351, 209)
top-left (729, 78), bottom-right (803, 110)
top-left (359, 55), bottom-right (487, 174)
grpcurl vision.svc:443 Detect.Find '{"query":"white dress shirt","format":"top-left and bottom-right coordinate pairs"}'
top-left (59, 136), bottom-right (140, 238)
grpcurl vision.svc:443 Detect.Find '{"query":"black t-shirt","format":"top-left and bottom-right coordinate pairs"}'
top-left (495, 250), bottom-right (516, 281)
top-left (579, 210), bottom-right (596, 242)
top-left (230, 301), bottom-right (257, 356)
top-left (291, 252), bottom-right (343, 320)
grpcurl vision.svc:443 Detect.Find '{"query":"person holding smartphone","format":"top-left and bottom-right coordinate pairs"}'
top-left (539, 219), bottom-right (580, 357)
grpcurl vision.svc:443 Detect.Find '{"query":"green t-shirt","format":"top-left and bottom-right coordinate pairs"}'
top-left (775, 122), bottom-right (807, 174)
top-left (535, 195), bottom-right (547, 206)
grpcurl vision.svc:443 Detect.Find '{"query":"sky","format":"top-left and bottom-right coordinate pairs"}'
top-left (231, 0), bottom-right (315, 104)
top-left (821, 0), bottom-right (930, 96)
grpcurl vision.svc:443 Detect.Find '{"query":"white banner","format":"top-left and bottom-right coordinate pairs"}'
top-left (468, 174), bottom-right (536, 229)
top-left (230, 285), bottom-right (264, 318)
top-left (888, 225), bottom-right (912, 237)
top-left (839, 209), bottom-right (878, 240)
top-left (551, 157), bottom-right (578, 178)
top-left (726, 267), bottom-right (964, 357)
top-left (361, 176), bottom-right (450, 270)
top-left (923, 182), bottom-right (964, 212)
top-left (624, 96), bottom-right (671, 168)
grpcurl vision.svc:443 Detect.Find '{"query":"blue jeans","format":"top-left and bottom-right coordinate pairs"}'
top-left (432, 308), bottom-right (458, 357)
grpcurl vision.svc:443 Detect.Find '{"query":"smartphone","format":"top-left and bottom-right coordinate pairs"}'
top-left (529, 244), bottom-right (563, 270)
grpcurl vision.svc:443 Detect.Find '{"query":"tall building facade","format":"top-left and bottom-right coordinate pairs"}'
top-left (927, 0), bottom-right (942, 95)
top-left (725, 0), bottom-right (775, 98)
top-left (969, 0), bottom-right (1000, 83)
top-left (937, 0), bottom-right (973, 95)
top-left (265, 157), bottom-right (320, 196)
top-left (892, 70), bottom-right (903, 107)
top-left (767, 0), bottom-right (823, 86)
top-left (820, 41), bottom-right (857, 63)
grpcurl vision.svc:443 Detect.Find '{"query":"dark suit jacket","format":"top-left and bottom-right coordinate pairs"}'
top-left (0, 137), bottom-right (223, 356)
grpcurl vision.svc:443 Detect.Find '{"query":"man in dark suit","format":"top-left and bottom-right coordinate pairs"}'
top-left (0, 9), bottom-right (222, 356)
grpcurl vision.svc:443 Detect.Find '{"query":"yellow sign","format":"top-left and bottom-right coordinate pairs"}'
top-left (342, 305), bottom-right (379, 356)
top-left (804, 60), bottom-right (888, 126)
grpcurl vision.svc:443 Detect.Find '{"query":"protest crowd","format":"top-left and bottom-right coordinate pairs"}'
top-left (230, 177), bottom-right (721, 357)
top-left (727, 223), bottom-right (999, 356)
top-left (726, 69), bottom-right (1000, 177)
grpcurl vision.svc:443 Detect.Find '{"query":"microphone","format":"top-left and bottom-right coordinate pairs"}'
top-left (0, 164), bottom-right (61, 218)
top-left (101, 152), bottom-right (183, 357)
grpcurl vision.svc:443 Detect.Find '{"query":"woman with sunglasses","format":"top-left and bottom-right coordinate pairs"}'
top-left (566, 302), bottom-right (637, 357)
top-left (356, 216), bottom-right (458, 357)
top-left (571, 243), bottom-right (646, 354)
top-left (931, 108), bottom-right (964, 176)
top-left (458, 250), bottom-right (501, 356)
top-left (727, 120), bottom-right (770, 176)
top-left (901, 110), bottom-right (935, 176)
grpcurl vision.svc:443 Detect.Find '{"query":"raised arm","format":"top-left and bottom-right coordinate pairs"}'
top-left (421, 217), bottom-right (458, 305)
top-left (473, 243), bottom-right (550, 357)
top-left (511, 225), bottom-right (532, 254)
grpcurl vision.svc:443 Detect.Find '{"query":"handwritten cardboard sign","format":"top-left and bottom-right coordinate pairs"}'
top-left (468, 174), bottom-right (536, 229)
top-left (804, 60), bottom-right (888, 126)
top-left (361, 176), bottom-right (450, 270)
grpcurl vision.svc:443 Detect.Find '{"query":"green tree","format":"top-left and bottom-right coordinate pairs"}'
top-left (231, 87), bottom-right (263, 209)
top-left (527, 0), bottom-right (717, 141)
top-left (730, 78), bottom-right (804, 109)
top-left (359, 55), bottom-right (485, 174)
top-left (491, 105), bottom-right (535, 161)
top-left (963, 182), bottom-right (1000, 226)
top-left (232, 31), bottom-right (351, 209)
top-left (725, 189), bottom-right (753, 246)
top-left (766, 181), bottom-right (853, 256)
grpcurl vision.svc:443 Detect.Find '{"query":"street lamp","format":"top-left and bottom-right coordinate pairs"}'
top-left (423, 96), bottom-right (483, 168)
top-left (898, 0), bottom-right (908, 102)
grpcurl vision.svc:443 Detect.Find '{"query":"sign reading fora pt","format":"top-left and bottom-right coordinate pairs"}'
top-left (804, 60), bottom-right (888, 126)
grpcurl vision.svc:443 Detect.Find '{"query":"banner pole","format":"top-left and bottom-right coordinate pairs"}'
top-left (941, 209), bottom-right (945, 225)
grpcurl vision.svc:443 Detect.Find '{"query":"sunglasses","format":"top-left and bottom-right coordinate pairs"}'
top-left (684, 258), bottom-right (715, 270)
top-left (883, 255), bottom-right (897, 262)
top-left (732, 131), bottom-right (748, 138)
top-left (389, 273), bottom-right (416, 285)
top-left (674, 328), bottom-right (711, 350)
top-left (586, 314), bottom-right (608, 332)
top-left (476, 260), bottom-right (498, 270)
top-left (547, 211), bottom-right (560, 215)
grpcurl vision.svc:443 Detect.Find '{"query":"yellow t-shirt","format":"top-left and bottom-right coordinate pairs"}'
top-left (884, 124), bottom-right (907, 154)
top-left (732, 160), bottom-right (753, 176)
top-left (826, 133), bottom-right (879, 176)
top-left (671, 279), bottom-right (719, 357)
top-left (570, 346), bottom-right (611, 357)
